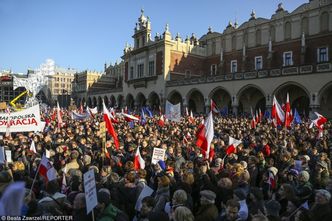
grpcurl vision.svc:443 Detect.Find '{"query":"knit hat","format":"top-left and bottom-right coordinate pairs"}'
top-left (302, 155), bottom-right (310, 162)
top-left (200, 190), bottom-right (216, 204)
top-left (97, 188), bottom-right (110, 205)
top-left (299, 171), bottom-right (310, 182)
top-left (316, 189), bottom-right (331, 201)
top-left (214, 158), bottom-right (222, 167)
top-left (240, 161), bottom-right (247, 169)
top-left (265, 200), bottom-right (281, 217)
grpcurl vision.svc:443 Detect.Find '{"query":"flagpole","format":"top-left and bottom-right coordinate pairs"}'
top-left (29, 159), bottom-right (42, 196)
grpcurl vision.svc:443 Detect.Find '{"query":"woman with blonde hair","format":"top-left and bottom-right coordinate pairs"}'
top-left (173, 206), bottom-right (194, 221)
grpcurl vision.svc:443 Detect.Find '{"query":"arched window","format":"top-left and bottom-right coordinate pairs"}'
top-left (284, 22), bottom-right (291, 40)
top-left (301, 17), bottom-right (309, 35)
top-left (232, 35), bottom-right (236, 50)
top-left (320, 12), bottom-right (329, 32)
top-left (256, 29), bottom-right (261, 46)
top-left (269, 25), bottom-right (276, 42)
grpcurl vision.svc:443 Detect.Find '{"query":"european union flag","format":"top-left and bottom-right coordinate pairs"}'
top-left (264, 110), bottom-right (271, 119)
top-left (141, 108), bottom-right (146, 125)
top-left (144, 106), bottom-right (153, 118)
top-left (293, 108), bottom-right (302, 124)
top-left (220, 106), bottom-right (228, 116)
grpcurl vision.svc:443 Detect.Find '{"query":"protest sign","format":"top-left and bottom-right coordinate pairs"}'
top-left (165, 101), bottom-right (181, 122)
top-left (0, 105), bottom-right (42, 133)
top-left (84, 170), bottom-right (98, 214)
top-left (151, 147), bottom-right (166, 164)
top-left (5, 150), bottom-right (12, 163)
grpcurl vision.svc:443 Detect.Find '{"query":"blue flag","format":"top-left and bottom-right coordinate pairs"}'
top-left (220, 106), bottom-right (228, 116)
top-left (293, 108), bottom-right (302, 124)
top-left (144, 106), bottom-right (153, 118)
top-left (264, 110), bottom-right (271, 119)
top-left (141, 108), bottom-right (146, 125)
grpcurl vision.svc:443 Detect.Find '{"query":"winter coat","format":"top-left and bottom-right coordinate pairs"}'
top-left (195, 204), bottom-right (219, 221)
top-left (153, 186), bottom-right (170, 213)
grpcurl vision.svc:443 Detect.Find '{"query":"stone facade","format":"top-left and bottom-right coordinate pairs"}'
top-left (76, 0), bottom-right (332, 118)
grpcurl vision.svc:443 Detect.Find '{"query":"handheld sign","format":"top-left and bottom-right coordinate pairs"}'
top-left (151, 148), bottom-right (166, 164)
top-left (84, 169), bottom-right (98, 214)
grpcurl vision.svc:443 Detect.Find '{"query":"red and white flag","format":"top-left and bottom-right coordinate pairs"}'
top-left (39, 154), bottom-right (57, 182)
top-left (196, 112), bottom-right (214, 159)
top-left (158, 115), bottom-right (165, 127)
top-left (79, 103), bottom-right (84, 114)
top-left (134, 146), bottom-right (145, 170)
top-left (251, 107), bottom-right (256, 129)
top-left (185, 107), bottom-right (189, 116)
top-left (30, 141), bottom-right (37, 154)
top-left (86, 106), bottom-right (97, 118)
top-left (210, 99), bottom-right (219, 114)
top-left (259, 108), bottom-right (263, 122)
top-left (271, 96), bottom-right (285, 127)
top-left (122, 113), bottom-right (140, 122)
top-left (284, 93), bottom-right (292, 128)
top-left (57, 102), bottom-right (63, 128)
top-left (226, 136), bottom-right (241, 155)
top-left (310, 112), bottom-right (327, 130)
top-left (103, 102), bottom-right (120, 150)
top-left (189, 111), bottom-right (194, 123)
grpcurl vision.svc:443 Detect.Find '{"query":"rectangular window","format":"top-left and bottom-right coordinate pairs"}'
top-left (317, 47), bottom-right (329, 63)
top-left (148, 61), bottom-right (155, 76)
top-left (185, 70), bottom-right (191, 78)
top-left (255, 56), bottom-right (263, 70)
top-left (283, 51), bottom-right (293, 66)
top-left (137, 64), bottom-right (144, 78)
top-left (210, 64), bottom-right (217, 75)
top-left (231, 60), bottom-right (237, 73)
top-left (130, 67), bottom-right (134, 79)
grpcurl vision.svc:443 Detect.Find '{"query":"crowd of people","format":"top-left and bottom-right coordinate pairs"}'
top-left (0, 107), bottom-right (331, 221)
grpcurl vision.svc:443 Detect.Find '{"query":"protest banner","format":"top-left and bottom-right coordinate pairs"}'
top-left (84, 170), bottom-right (98, 215)
top-left (165, 101), bottom-right (181, 122)
top-left (151, 147), bottom-right (166, 164)
top-left (0, 105), bottom-right (42, 133)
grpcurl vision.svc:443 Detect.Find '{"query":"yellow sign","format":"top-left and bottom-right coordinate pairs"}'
top-left (99, 122), bottom-right (106, 139)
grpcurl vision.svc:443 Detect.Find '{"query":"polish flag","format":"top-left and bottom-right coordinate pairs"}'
top-left (122, 113), bottom-right (140, 122)
top-left (87, 106), bottom-right (97, 118)
top-left (284, 93), bottom-right (292, 128)
top-left (189, 111), bottom-right (194, 123)
top-left (251, 107), bottom-right (256, 129)
top-left (108, 109), bottom-right (119, 124)
top-left (259, 108), bottom-right (263, 122)
top-left (226, 136), bottom-right (241, 155)
top-left (210, 99), bottom-right (219, 114)
top-left (103, 102), bottom-right (119, 150)
top-left (185, 107), bottom-right (189, 116)
top-left (271, 96), bottom-right (285, 127)
top-left (196, 112), bottom-right (214, 159)
top-left (310, 112), bottom-right (327, 130)
top-left (255, 110), bottom-right (260, 123)
top-left (39, 154), bottom-right (57, 182)
top-left (30, 141), bottom-right (37, 154)
top-left (57, 102), bottom-right (63, 128)
top-left (158, 115), bottom-right (165, 127)
top-left (267, 171), bottom-right (277, 189)
top-left (134, 146), bottom-right (145, 170)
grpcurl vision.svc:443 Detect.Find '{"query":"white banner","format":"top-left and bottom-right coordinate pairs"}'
top-left (0, 105), bottom-right (42, 133)
top-left (165, 100), bottom-right (181, 122)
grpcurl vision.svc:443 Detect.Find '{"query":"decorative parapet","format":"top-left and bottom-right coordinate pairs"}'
top-left (244, 72), bottom-right (257, 79)
top-left (282, 67), bottom-right (298, 75)
top-left (258, 70), bottom-right (268, 78)
top-left (270, 69), bottom-right (281, 76)
top-left (225, 74), bottom-right (233, 80)
top-left (317, 63), bottom-right (331, 72)
top-left (300, 65), bottom-right (313, 74)
top-left (234, 73), bottom-right (243, 80)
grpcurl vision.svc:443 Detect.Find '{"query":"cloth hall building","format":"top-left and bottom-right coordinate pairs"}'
top-left (74, 0), bottom-right (332, 118)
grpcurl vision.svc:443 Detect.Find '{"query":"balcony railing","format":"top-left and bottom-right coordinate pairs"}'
top-left (166, 63), bottom-right (330, 87)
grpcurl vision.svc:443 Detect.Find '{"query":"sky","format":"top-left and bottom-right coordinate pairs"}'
top-left (0, 0), bottom-right (308, 73)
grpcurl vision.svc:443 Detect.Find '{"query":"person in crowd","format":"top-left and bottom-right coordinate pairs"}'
top-left (195, 190), bottom-right (218, 221)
